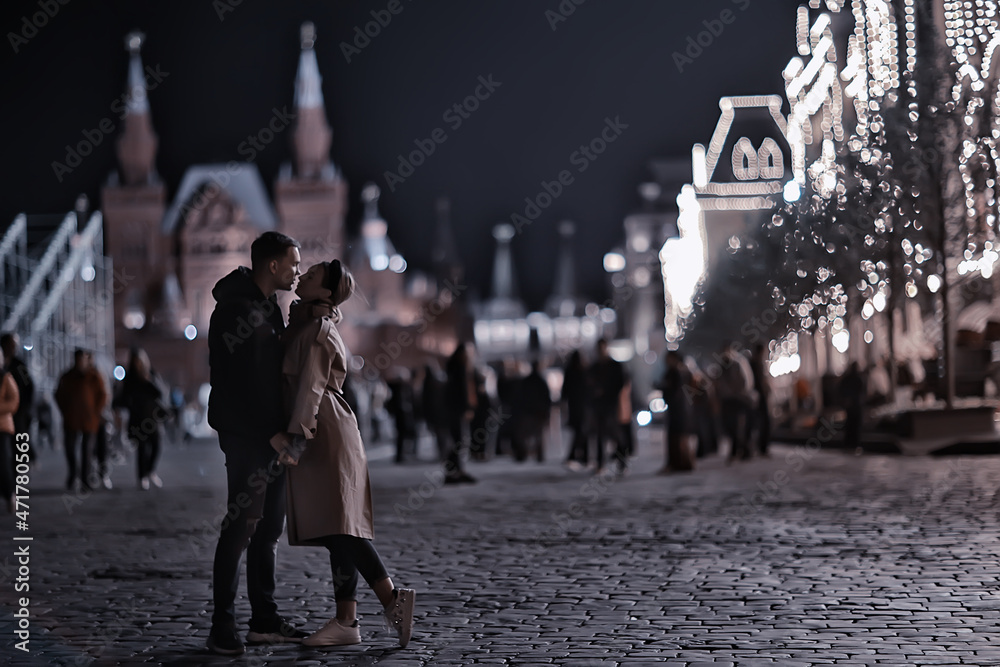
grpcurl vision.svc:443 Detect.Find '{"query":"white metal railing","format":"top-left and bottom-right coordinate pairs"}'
top-left (2, 212), bottom-right (76, 332)
top-left (1, 209), bottom-right (114, 410)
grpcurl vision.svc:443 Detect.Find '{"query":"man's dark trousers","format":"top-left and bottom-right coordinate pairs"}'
top-left (211, 432), bottom-right (286, 629)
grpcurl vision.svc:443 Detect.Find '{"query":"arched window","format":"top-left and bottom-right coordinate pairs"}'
top-left (757, 138), bottom-right (784, 179)
top-left (732, 137), bottom-right (758, 180)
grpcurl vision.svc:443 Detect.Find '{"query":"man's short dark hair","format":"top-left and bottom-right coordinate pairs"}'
top-left (251, 231), bottom-right (300, 271)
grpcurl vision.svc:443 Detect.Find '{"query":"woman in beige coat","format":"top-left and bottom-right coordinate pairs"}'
top-left (270, 259), bottom-right (415, 648)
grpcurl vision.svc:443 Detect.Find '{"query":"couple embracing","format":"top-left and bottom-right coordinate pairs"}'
top-left (205, 231), bottom-right (415, 655)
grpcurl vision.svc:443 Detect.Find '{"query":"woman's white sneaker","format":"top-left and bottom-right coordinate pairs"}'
top-left (383, 588), bottom-right (415, 647)
top-left (302, 618), bottom-right (361, 647)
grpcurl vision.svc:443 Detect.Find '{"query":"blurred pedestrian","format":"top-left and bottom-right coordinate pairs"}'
top-left (618, 377), bottom-right (634, 461)
top-left (443, 342), bottom-right (478, 484)
top-left (420, 361), bottom-right (449, 461)
top-left (714, 344), bottom-right (756, 463)
top-left (687, 359), bottom-right (719, 457)
top-left (749, 344), bottom-right (772, 458)
top-left (495, 359), bottom-right (522, 459)
top-left (560, 350), bottom-right (592, 470)
top-left (270, 259), bottom-right (415, 648)
top-left (519, 361), bottom-right (552, 463)
top-left (55, 349), bottom-right (108, 491)
top-left (590, 339), bottom-right (626, 475)
top-left (35, 398), bottom-right (53, 450)
top-left (0, 345), bottom-right (20, 513)
top-left (840, 361), bottom-right (866, 449)
top-left (386, 369), bottom-right (417, 464)
top-left (113, 348), bottom-right (167, 490)
top-left (657, 351), bottom-right (695, 472)
top-left (1, 333), bottom-right (34, 461)
top-left (469, 368), bottom-right (494, 460)
top-left (93, 408), bottom-right (114, 490)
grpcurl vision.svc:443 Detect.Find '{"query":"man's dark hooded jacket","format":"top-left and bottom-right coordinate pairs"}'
top-left (207, 267), bottom-right (286, 440)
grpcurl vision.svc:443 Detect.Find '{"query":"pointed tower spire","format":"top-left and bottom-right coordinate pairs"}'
top-left (116, 31), bottom-right (158, 186)
top-left (547, 221), bottom-right (579, 316)
top-left (432, 196), bottom-right (463, 285)
top-left (483, 223), bottom-right (525, 319)
top-left (491, 223), bottom-right (517, 301)
top-left (291, 21), bottom-right (332, 179)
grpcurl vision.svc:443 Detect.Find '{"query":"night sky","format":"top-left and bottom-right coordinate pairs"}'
top-left (1, 0), bottom-right (801, 308)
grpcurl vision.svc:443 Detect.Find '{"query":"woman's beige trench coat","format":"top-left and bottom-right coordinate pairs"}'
top-left (278, 314), bottom-right (374, 545)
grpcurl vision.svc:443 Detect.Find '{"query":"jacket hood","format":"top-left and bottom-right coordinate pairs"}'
top-left (212, 267), bottom-right (264, 304)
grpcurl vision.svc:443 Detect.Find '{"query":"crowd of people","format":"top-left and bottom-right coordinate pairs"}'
top-left (0, 333), bottom-right (193, 505)
top-left (373, 337), bottom-right (777, 483)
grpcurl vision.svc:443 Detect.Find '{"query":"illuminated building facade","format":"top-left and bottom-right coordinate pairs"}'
top-left (99, 24), bottom-right (460, 394)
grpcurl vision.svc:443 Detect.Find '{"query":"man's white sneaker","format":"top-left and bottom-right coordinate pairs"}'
top-left (302, 618), bottom-right (361, 647)
top-left (383, 588), bottom-right (415, 647)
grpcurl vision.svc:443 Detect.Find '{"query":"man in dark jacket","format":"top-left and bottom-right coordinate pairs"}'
top-left (206, 231), bottom-right (307, 655)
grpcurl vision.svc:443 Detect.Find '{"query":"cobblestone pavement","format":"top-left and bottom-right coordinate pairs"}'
top-left (2, 428), bottom-right (1000, 666)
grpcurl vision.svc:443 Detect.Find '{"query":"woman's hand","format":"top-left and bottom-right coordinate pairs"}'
top-left (277, 433), bottom-right (308, 466)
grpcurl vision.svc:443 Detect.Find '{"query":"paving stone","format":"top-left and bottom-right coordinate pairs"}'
top-left (8, 436), bottom-right (1000, 664)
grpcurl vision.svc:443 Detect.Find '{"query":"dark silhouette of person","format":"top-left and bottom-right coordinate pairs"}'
top-left (420, 361), bottom-right (449, 462)
top-left (749, 344), bottom-right (772, 457)
top-left (657, 351), bottom-right (695, 472)
top-left (386, 369), bottom-right (418, 464)
top-left (443, 342), bottom-right (477, 484)
top-left (561, 350), bottom-right (593, 469)
top-left (112, 348), bottom-right (167, 490)
top-left (589, 339), bottom-right (626, 474)
top-left (519, 361), bottom-right (552, 463)
top-left (840, 361), bottom-right (866, 449)
top-left (687, 359), bottom-right (719, 457)
top-left (494, 360), bottom-right (521, 459)
top-left (714, 344), bottom-right (756, 462)
top-left (469, 368), bottom-right (493, 460)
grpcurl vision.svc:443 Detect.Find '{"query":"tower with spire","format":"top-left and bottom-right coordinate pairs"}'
top-left (485, 223), bottom-right (525, 320)
top-left (545, 221), bottom-right (583, 317)
top-left (275, 21), bottom-right (348, 270)
top-left (101, 30), bottom-right (168, 354)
